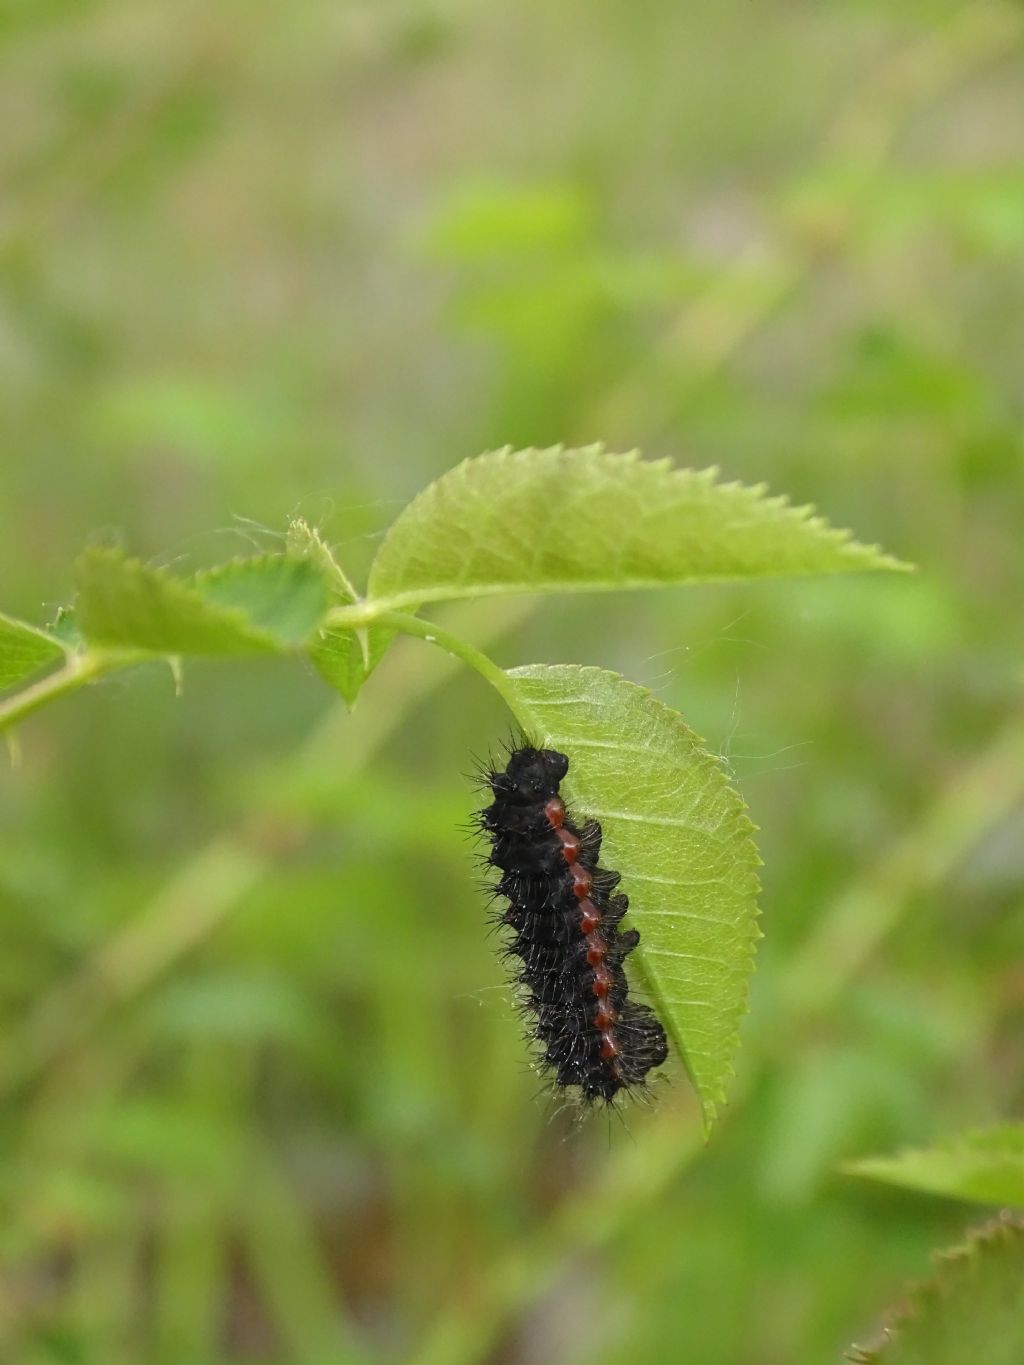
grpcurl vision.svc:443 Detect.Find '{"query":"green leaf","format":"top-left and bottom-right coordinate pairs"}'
top-left (844, 1125), bottom-right (1024, 1208)
top-left (288, 518), bottom-right (393, 707)
top-left (848, 1217), bottom-right (1024, 1364)
top-left (76, 548), bottom-right (327, 656)
top-left (286, 518), bottom-right (360, 602)
top-left (0, 612), bottom-right (65, 689)
top-left (308, 624), bottom-right (394, 710)
top-left (192, 556), bottom-right (328, 647)
top-left (503, 663), bottom-right (761, 1131)
top-left (366, 446), bottom-right (908, 613)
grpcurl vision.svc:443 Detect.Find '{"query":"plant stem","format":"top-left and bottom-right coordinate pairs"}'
top-left (0, 605), bottom-right (516, 735)
top-left (0, 650), bottom-right (140, 733)
top-left (360, 610), bottom-right (522, 717)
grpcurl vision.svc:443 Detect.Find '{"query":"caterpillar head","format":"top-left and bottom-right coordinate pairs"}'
top-left (491, 746), bottom-right (568, 804)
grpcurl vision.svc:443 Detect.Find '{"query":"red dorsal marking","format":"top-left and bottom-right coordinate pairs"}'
top-left (571, 865), bottom-right (593, 900)
top-left (556, 828), bottom-right (581, 864)
top-left (482, 744), bottom-right (668, 1103)
top-left (578, 899), bottom-right (600, 934)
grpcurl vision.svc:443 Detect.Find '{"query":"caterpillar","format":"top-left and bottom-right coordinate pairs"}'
top-left (478, 744), bottom-right (668, 1104)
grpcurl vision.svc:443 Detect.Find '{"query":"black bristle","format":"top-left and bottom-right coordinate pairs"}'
top-left (475, 743), bottom-right (668, 1105)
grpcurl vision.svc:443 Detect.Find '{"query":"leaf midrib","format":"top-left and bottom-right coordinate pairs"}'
top-left (362, 558), bottom-right (906, 615)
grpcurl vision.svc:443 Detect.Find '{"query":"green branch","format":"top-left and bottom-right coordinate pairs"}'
top-left (0, 650), bottom-right (145, 734)
top-left (0, 607), bottom-right (517, 737)
top-left (363, 610), bottom-right (520, 716)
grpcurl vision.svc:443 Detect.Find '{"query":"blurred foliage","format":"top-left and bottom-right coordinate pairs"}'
top-left (1, 0), bottom-right (1023, 1362)
top-left (848, 1216), bottom-right (1024, 1363)
top-left (846, 1123), bottom-right (1024, 1207)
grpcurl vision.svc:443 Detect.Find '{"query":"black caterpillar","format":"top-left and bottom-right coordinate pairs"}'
top-left (479, 745), bottom-right (668, 1103)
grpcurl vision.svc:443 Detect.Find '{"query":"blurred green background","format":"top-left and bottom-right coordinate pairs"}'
top-left (2, 1), bottom-right (1023, 1361)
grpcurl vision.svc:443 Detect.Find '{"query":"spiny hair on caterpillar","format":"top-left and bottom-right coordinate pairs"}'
top-left (474, 740), bottom-right (669, 1105)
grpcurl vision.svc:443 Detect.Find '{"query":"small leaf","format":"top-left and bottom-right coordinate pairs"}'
top-left (367, 446), bottom-right (909, 613)
top-left (308, 624), bottom-right (393, 710)
top-left (844, 1125), bottom-right (1024, 1208)
top-left (288, 518), bottom-right (393, 707)
top-left (76, 549), bottom-right (327, 656)
top-left (848, 1216), bottom-right (1024, 1364)
top-left (286, 519), bottom-right (360, 602)
top-left (503, 663), bottom-right (761, 1131)
top-left (0, 612), bottom-right (65, 690)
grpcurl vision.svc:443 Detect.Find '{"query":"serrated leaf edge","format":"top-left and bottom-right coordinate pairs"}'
top-left (366, 445), bottom-right (912, 613)
top-left (506, 661), bottom-right (763, 1129)
top-left (76, 548), bottom-right (289, 653)
top-left (191, 551), bottom-right (334, 649)
top-left (846, 1213), bottom-right (1024, 1362)
top-left (285, 519), bottom-right (360, 605)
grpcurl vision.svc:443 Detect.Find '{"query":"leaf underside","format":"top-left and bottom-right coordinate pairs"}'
top-left (0, 612), bottom-right (66, 690)
top-left (848, 1216), bottom-right (1024, 1364)
top-left (503, 663), bottom-right (761, 1131)
top-left (366, 445), bottom-right (909, 613)
top-left (845, 1124), bottom-right (1024, 1209)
